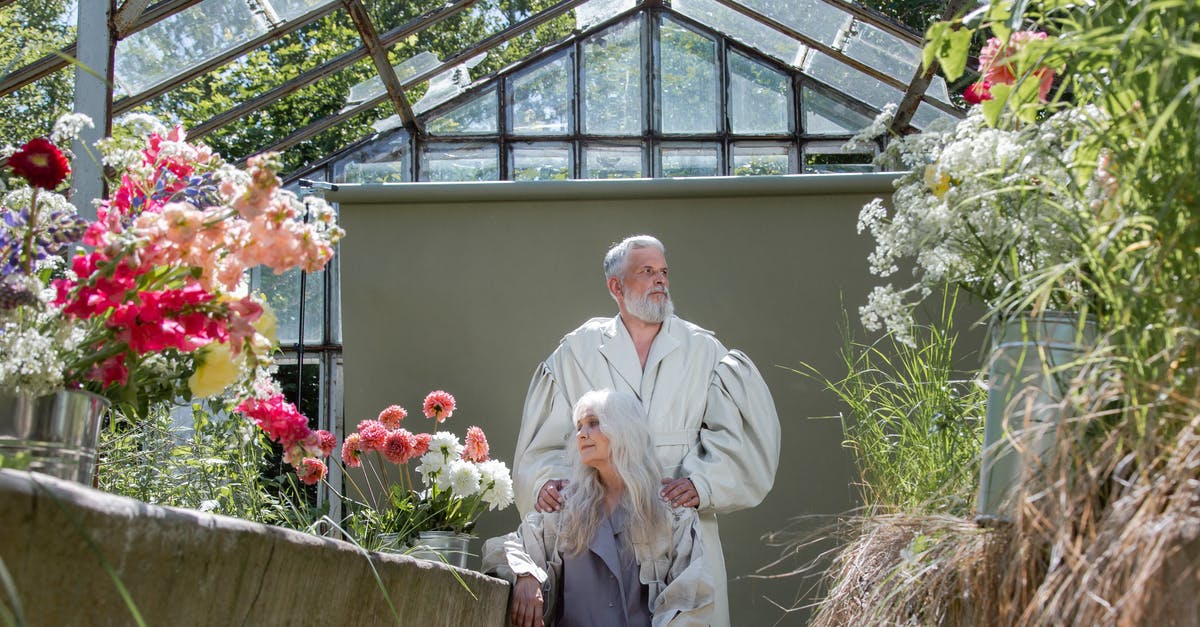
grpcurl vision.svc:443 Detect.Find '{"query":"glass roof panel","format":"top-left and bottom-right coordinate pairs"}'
top-left (912, 101), bottom-right (958, 131)
top-left (660, 18), bottom-right (718, 134)
top-left (114, 0), bottom-right (268, 97)
top-left (801, 86), bottom-right (873, 134)
top-left (737, 0), bottom-right (852, 48)
top-left (425, 87), bottom-right (499, 135)
top-left (269, 0), bottom-right (338, 21)
top-left (803, 49), bottom-right (901, 113)
top-left (672, 0), bottom-right (806, 67)
top-left (575, 0), bottom-right (638, 31)
top-left (839, 21), bottom-right (918, 89)
top-left (346, 51), bottom-right (444, 106)
top-left (413, 54), bottom-right (488, 115)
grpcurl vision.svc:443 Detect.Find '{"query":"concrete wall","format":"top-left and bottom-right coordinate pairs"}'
top-left (332, 174), bottom-right (900, 624)
top-left (0, 469), bottom-right (509, 626)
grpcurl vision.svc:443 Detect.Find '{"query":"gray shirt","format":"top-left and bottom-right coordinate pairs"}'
top-left (559, 507), bottom-right (652, 627)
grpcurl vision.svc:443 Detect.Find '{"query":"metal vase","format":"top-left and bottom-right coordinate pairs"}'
top-left (409, 531), bottom-right (473, 569)
top-left (976, 312), bottom-right (1095, 525)
top-left (0, 390), bottom-right (110, 484)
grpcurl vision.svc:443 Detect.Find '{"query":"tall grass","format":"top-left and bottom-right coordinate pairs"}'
top-left (796, 290), bottom-right (985, 517)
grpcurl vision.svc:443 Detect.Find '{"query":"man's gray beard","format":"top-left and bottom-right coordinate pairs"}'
top-left (625, 288), bottom-right (674, 323)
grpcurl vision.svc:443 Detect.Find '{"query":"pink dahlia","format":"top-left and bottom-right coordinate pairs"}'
top-left (378, 404), bottom-right (408, 429)
top-left (412, 433), bottom-right (433, 457)
top-left (341, 433), bottom-right (364, 468)
top-left (356, 419), bottom-right (388, 450)
top-left (462, 426), bottom-right (490, 462)
top-left (315, 430), bottom-right (337, 457)
top-left (382, 429), bottom-right (417, 464)
top-left (978, 32), bottom-right (1055, 103)
top-left (423, 390), bottom-right (456, 422)
top-left (8, 137), bottom-right (70, 189)
top-left (297, 457), bottom-right (327, 485)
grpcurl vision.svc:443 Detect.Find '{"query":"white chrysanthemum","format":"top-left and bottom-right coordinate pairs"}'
top-left (477, 459), bottom-right (514, 510)
top-left (429, 431), bottom-right (463, 461)
top-left (446, 459), bottom-right (481, 497)
top-left (415, 453), bottom-right (446, 488)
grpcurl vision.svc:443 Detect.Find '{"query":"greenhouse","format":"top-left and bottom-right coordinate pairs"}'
top-left (2, 0), bottom-right (1199, 624)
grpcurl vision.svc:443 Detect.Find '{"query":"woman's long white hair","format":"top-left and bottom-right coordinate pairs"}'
top-left (558, 389), bottom-right (669, 555)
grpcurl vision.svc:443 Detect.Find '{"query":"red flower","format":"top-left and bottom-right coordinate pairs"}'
top-left (315, 430), bottom-right (337, 457)
top-left (8, 138), bottom-right (70, 189)
top-left (297, 457), bottom-right (327, 485)
top-left (423, 390), bottom-right (456, 422)
top-left (412, 433), bottom-right (433, 457)
top-left (356, 419), bottom-right (388, 450)
top-left (341, 433), bottom-right (364, 468)
top-left (964, 81), bottom-right (994, 104)
top-left (382, 429), bottom-right (417, 464)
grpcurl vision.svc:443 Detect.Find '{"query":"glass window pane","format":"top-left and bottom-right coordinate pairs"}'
top-left (673, 0), bottom-right (806, 67)
top-left (252, 266), bottom-right (326, 346)
top-left (912, 102), bottom-right (960, 132)
top-left (333, 129), bottom-right (410, 183)
top-left (583, 144), bottom-right (643, 178)
top-left (512, 143), bottom-right (572, 180)
top-left (419, 143), bottom-right (500, 181)
top-left (583, 19), bottom-right (643, 135)
top-left (732, 143), bottom-right (791, 175)
top-left (802, 87), bottom-right (873, 135)
top-left (115, 0), bottom-right (266, 97)
top-left (413, 53), bottom-right (488, 115)
top-left (660, 19), bottom-right (717, 134)
top-left (841, 21), bottom-right (921, 92)
top-left (347, 51), bottom-right (443, 106)
top-left (510, 55), bottom-right (572, 135)
top-left (803, 140), bottom-right (874, 173)
top-left (729, 51), bottom-right (789, 134)
top-left (660, 144), bottom-right (720, 177)
top-left (426, 88), bottom-right (498, 135)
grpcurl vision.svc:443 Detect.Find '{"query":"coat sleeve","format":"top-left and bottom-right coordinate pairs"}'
top-left (652, 508), bottom-right (715, 627)
top-left (682, 349), bottom-right (781, 513)
top-left (512, 361), bottom-right (575, 515)
top-left (481, 512), bottom-right (563, 622)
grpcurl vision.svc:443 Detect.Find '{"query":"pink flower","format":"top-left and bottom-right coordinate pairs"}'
top-left (8, 137), bottom-right (70, 189)
top-left (978, 32), bottom-right (1056, 103)
top-left (378, 405), bottom-right (407, 429)
top-left (462, 426), bottom-right (490, 462)
top-left (341, 433), bottom-right (364, 468)
top-left (412, 433), bottom-right (433, 457)
top-left (963, 81), bottom-right (993, 104)
top-left (423, 390), bottom-right (456, 422)
top-left (382, 429), bottom-right (417, 464)
top-left (297, 457), bottom-right (327, 485)
top-left (356, 419), bottom-right (388, 450)
top-left (315, 430), bottom-right (337, 457)
top-left (237, 394), bottom-right (311, 447)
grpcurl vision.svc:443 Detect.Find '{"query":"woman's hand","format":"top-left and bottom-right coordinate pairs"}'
top-left (510, 574), bottom-right (544, 627)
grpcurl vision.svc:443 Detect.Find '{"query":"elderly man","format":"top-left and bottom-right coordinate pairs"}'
top-left (513, 234), bottom-right (781, 626)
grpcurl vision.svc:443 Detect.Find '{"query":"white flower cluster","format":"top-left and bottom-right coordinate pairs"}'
top-left (858, 108), bottom-right (1111, 344)
top-left (415, 431), bottom-right (515, 510)
top-left (0, 297), bottom-right (84, 397)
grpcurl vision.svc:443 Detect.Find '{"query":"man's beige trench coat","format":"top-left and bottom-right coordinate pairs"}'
top-left (514, 314), bottom-right (781, 626)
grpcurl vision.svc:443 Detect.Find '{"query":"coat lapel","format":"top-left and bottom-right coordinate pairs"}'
top-left (597, 315), bottom-right (645, 398)
top-left (644, 317), bottom-right (685, 420)
top-left (589, 509), bottom-right (624, 581)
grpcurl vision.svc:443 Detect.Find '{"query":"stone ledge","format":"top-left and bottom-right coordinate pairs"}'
top-left (0, 469), bottom-right (509, 626)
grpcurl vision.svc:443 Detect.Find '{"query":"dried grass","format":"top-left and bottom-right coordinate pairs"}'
top-left (805, 378), bottom-right (1200, 626)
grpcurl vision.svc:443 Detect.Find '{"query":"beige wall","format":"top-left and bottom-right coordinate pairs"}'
top-left (333, 174), bottom-right (899, 625)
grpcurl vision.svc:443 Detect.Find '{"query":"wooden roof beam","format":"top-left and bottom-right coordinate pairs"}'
top-left (341, 0), bottom-right (420, 134)
top-left (891, 0), bottom-right (973, 133)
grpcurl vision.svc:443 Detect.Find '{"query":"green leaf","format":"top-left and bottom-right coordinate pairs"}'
top-left (923, 21), bottom-right (949, 71)
top-left (982, 83), bottom-right (1011, 126)
top-left (937, 27), bottom-right (975, 81)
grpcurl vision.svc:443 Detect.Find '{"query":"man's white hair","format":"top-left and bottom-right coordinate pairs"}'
top-left (602, 235), bottom-right (666, 280)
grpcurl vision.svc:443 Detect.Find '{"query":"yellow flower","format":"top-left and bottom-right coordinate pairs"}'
top-left (923, 165), bottom-right (951, 199)
top-left (189, 342), bottom-right (242, 398)
top-left (254, 301), bottom-right (278, 348)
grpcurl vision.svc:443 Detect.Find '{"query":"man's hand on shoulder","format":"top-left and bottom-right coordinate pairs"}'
top-left (535, 479), bottom-right (568, 512)
top-left (661, 477), bottom-right (699, 509)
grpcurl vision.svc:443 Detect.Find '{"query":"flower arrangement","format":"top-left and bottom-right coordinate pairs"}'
top-left (853, 102), bottom-right (1111, 345)
top-left (1, 113), bottom-right (344, 482)
top-left (334, 390), bottom-right (514, 548)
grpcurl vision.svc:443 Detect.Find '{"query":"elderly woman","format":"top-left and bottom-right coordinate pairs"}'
top-left (483, 389), bottom-right (713, 627)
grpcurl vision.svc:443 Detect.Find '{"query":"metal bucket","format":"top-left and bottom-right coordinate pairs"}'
top-left (409, 531), bottom-right (473, 569)
top-left (0, 390), bottom-right (110, 484)
top-left (976, 312), bottom-right (1095, 524)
